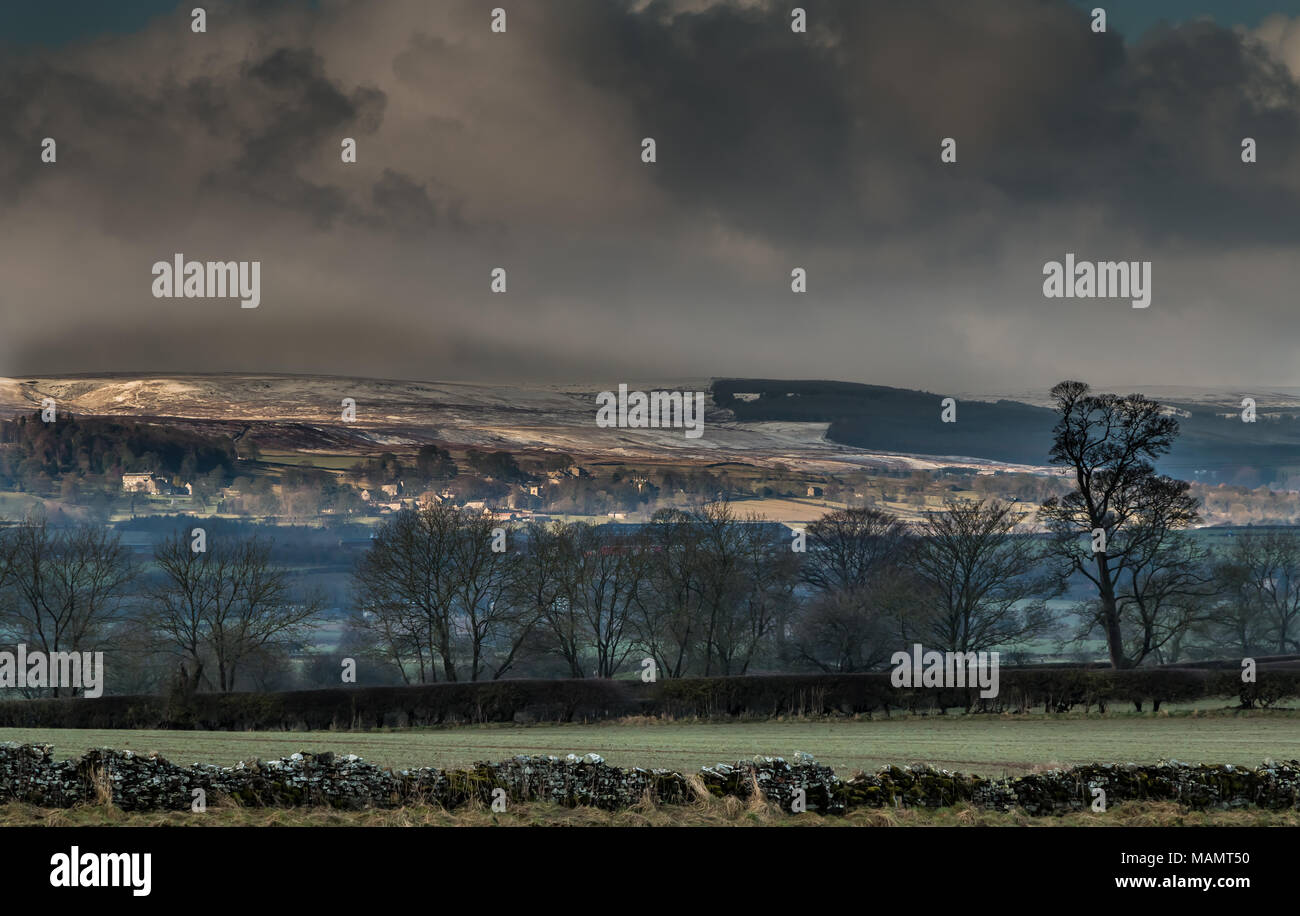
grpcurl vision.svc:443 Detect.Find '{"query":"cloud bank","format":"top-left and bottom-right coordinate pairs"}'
top-left (3, 0), bottom-right (1300, 392)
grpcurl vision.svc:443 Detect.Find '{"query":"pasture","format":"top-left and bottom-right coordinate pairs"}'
top-left (4, 710), bottom-right (1298, 777)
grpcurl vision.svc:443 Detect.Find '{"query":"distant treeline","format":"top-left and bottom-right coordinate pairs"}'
top-left (6, 494), bottom-right (1300, 696)
top-left (0, 662), bottom-right (1295, 731)
top-left (714, 379), bottom-right (1058, 465)
top-left (713, 378), bottom-right (1300, 488)
top-left (343, 500), bottom-right (1300, 685)
top-left (0, 411), bottom-right (235, 489)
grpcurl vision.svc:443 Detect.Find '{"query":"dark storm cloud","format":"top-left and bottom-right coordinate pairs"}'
top-left (237, 46), bottom-right (384, 172)
top-left (0, 36), bottom-right (392, 232)
top-left (217, 47), bottom-right (385, 227)
top-left (545, 1), bottom-right (1300, 249)
top-left (368, 169), bottom-right (440, 234)
top-left (3, 0), bottom-right (1300, 391)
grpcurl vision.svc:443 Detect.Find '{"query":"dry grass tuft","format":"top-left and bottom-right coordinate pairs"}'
top-left (684, 774), bottom-right (715, 809)
top-left (88, 763), bottom-right (115, 807)
top-left (631, 785), bottom-right (659, 815)
top-left (743, 772), bottom-right (784, 822)
top-left (3, 796), bottom-right (1300, 828)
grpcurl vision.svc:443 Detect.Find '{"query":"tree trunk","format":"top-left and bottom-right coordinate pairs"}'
top-left (1094, 555), bottom-right (1129, 668)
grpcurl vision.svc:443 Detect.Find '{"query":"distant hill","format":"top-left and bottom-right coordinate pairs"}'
top-left (6, 374), bottom-right (1300, 488)
top-left (713, 379), bottom-right (1300, 487)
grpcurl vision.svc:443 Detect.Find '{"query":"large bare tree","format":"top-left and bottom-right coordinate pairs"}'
top-left (1040, 381), bottom-right (1199, 668)
top-left (353, 503), bottom-right (522, 682)
top-left (353, 503), bottom-right (462, 682)
top-left (635, 508), bottom-right (707, 677)
top-left (0, 519), bottom-right (137, 696)
top-left (634, 503), bottom-right (799, 676)
top-left (446, 509), bottom-right (516, 681)
top-left (710, 514), bottom-right (795, 675)
top-left (563, 523), bottom-right (646, 678)
top-left (152, 530), bottom-right (321, 692)
top-left (908, 500), bottom-right (1055, 654)
top-left (801, 507), bottom-right (911, 595)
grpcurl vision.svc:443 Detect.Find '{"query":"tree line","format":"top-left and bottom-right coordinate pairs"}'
top-left (0, 518), bottom-right (321, 696)
top-left (346, 380), bottom-right (1300, 679)
top-left (2, 380), bottom-right (1299, 694)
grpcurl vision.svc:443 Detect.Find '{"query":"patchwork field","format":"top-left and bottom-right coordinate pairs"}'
top-left (5, 712), bottom-right (1299, 777)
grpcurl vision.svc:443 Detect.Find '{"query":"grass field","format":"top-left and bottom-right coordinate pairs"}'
top-left (5, 711), bottom-right (1299, 776)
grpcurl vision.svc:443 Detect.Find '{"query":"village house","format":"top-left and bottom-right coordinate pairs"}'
top-left (121, 473), bottom-right (164, 495)
top-left (492, 509), bottom-right (535, 523)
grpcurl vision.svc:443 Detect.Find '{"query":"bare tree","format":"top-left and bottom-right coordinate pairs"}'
top-left (0, 520), bottom-right (13, 591)
top-left (635, 508), bottom-right (706, 677)
top-left (209, 537), bottom-right (323, 692)
top-left (151, 530), bottom-right (235, 693)
top-left (152, 530), bottom-right (321, 692)
top-left (1040, 381), bottom-right (1199, 667)
top-left (564, 523), bottom-right (645, 678)
top-left (634, 504), bottom-right (800, 677)
top-left (690, 501), bottom-right (757, 676)
top-left (793, 582), bottom-right (905, 673)
top-left (802, 507), bottom-right (911, 594)
top-left (908, 500), bottom-right (1055, 654)
top-left (710, 516), bottom-right (795, 675)
top-left (1213, 530), bottom-right (1300, 655)
top-left (353, 504), bottom-right (461, 681)
top-left (0, 519), bottom-right (137, 696)
top-left (446, 510), bottom-right (516, 681)
top-left (493, 521), bottom-right (568, 678)
top-left (1106, 527), bottom-right (1217, 664)
top-left (353, 503), bottom-right (526, 682)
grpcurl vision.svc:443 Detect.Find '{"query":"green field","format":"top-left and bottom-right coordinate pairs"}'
top-left (258, 451), bottom-right (361, 471)
top-left (5, 712), bottom-right (1299, 776)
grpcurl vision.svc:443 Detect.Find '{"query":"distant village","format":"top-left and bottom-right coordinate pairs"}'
top-left (114, 460), bottom-right (647, 525)
top-left (5, 407), bottom-right (1300, 529)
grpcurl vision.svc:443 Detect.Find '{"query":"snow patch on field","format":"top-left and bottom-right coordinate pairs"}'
top-left (0, 374), bottom-right (1060, 475)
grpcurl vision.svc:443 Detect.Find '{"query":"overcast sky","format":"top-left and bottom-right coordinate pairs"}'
top-left (3, 0), bottom-right (1300, 393)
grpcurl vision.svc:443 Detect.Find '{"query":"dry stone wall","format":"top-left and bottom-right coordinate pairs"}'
top-left (1, 742), bottom-right (1298, 815)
